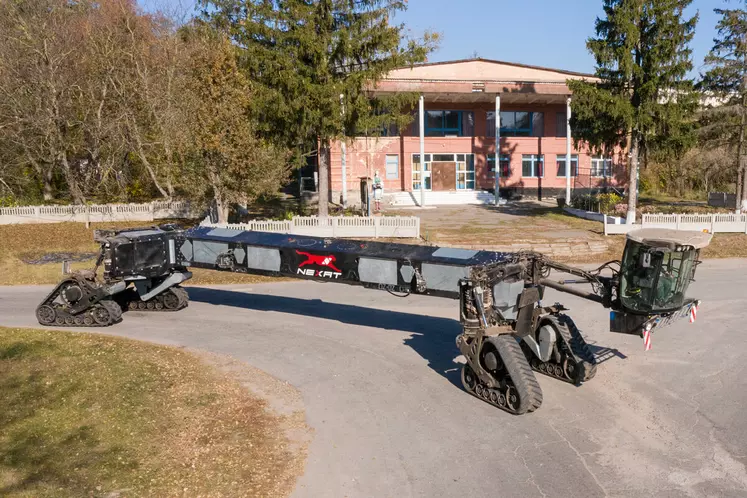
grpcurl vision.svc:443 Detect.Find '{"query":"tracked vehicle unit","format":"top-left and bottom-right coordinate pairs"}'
top-left (37, 224), bottom-right (710, 414)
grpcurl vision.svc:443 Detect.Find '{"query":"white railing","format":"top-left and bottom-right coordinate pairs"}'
top-left (0, 201), bottom-right (196, 225)
top-left (563, 207), bottom-right (625, 224)
top-left (603, 212), bottom-right (747, 235)
top-left (203, 215), bottom-right (420, 238)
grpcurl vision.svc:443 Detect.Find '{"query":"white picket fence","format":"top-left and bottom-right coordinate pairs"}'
top-left (203, 215), bottom-right (420, 238)
top-left (0, 201), bottom-right (195, 225)
top-left (604, 212), bottom-right (747, 235)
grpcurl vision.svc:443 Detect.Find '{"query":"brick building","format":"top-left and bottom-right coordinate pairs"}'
top-left (320, 58), bottom-right (626, 207)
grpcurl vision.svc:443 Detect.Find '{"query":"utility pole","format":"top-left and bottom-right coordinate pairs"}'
top-left (419, 95), bottom-right (425, 207)
top-left (565, 97), bottom-right (572, 204)
top-left (494, 94), bottom-right (501, 205)
top-left (340, 94), bottom-right (347, 208)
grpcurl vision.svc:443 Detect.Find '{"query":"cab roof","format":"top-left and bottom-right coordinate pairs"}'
top-left (626, 228), bottom-right (712, 249)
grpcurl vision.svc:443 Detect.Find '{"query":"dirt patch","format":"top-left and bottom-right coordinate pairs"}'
top-left (17, 252), bottom-right (98, 265)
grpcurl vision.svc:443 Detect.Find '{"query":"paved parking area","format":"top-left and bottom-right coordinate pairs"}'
top-left (1, 259), bottom-right (746, 497)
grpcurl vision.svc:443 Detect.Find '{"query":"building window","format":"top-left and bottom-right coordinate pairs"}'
top-left (385, 154), bottom-right (399, 180)
top-left (422, 110), bottom-right (474, 137)
top-left (456, 155), bottom-right (475, 190)
top-left (502, 111), bottom-right (531, 136)
top-left (487, 154), bottom-right (511, 177)
top-left (486, 111), bottom-right (544, 137)
top-left (555, 111), bottom-right (567, 138)
top-left (522, 154), bottom-right (544, 177)
top-left (531, 112), bottom-right (544, 137)
top-left (380, 122), bottom-right (399, 137)
top-left (591, 157), bottom-right (612, 177)
top-left (412, 154), bottom-right (432, 191)
top-left (556, 155), bottom-right (578, 177)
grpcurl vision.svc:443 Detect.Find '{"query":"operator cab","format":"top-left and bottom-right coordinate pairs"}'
top-left (618, 228), bottom-right (711, 315)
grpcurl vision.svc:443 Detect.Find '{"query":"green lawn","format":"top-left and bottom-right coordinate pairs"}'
top-left (0, 327), bottom-right (305, 497)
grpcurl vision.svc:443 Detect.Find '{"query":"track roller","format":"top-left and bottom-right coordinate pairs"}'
top-left (461, 335), bottom-right (543, 415)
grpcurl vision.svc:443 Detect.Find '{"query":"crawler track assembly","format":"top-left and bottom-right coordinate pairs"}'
top-left (523, 313), bottom-right (597, 384)
top-left (116, 286), bottom-right (189, 312)
top-left (36, 276), bottom-right (123, 327)
top-left (461, 335), bottom-right (543, 415)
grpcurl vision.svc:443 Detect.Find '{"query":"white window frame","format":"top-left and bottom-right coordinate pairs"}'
top-left (385, 154), bottom-right (399, 180)
top-left (556, 155), bottom-right (579, 177)
top-left (456, 154), bottom-right (475, 190)
top-left (487, 154), bottom-right (511, 178)
top-left (521, 154), bottom-right (544, 178)
top-left (591, 157), bottom-right (612, 178)
top-left (411, 153), bottom-right (432, 191)
top-left (412, 153), bottom-right (475, 190)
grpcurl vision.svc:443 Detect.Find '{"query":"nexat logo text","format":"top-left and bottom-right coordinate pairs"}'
top-left (295, 250), bottom-right (342, 279)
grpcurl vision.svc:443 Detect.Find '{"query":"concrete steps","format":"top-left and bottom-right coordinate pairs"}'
top-left (432, 240), bottom-right (612, 258)
top-left (386, 190), bottom-right (495, 206)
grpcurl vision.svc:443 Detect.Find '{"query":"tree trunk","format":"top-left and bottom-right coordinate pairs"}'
top-left (318, 143), bottom-right (330, 217)
top-left (42, 169), bottom-right (54, 201)
top-left (214, 194), bottom-right (229, 224)
top-left (26, 149), bottom-right (54, 201)
top-left (135, 141), bottom-right (170, 199)
top-left (626, 133), bottom-right (640, 224)
top-left (738, 91), bottom-right (746, 212)
top-left (207, 165), bottom-right (228, 224)
top-left (739, 40), bottom-right (747, 212)
top-left (59, 153), bottom-right (86, 205)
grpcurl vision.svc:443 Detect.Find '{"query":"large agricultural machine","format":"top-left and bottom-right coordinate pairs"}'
top-left (36, 224), bottom-right (711, 414)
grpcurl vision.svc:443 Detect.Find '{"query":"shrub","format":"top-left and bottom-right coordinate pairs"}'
top-left (571, 192), bottom-right (623, 215)
top-left (0, 195), bottom-right (18, 208)
top-left (598, 193), bottom-right (622, 213)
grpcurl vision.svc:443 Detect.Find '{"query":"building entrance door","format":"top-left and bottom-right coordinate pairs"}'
top-left (431, 162), bottom-right (457, 190)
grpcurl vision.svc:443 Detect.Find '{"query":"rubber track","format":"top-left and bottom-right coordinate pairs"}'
top-left (121, 286), bottom-right (189, 312)
top-left (37, 298), bottom-right (122, 327)
top-left (530, 314), bottom-right (597, 384)
top-left (100, 299), bottom-right (123, 324)
top-left (489, 335), bottom-right (543, 414)
top-left (170, 286), bottom-right (189, 308)
top-left (557, 314), bottom-right (597, 382)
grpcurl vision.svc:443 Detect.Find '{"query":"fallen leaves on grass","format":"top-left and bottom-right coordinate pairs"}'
top-left (0, 327), bottom-right (308, 497)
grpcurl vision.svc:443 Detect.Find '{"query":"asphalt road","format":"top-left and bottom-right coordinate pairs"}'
top-left (2, 259), bottom-right (747, 498)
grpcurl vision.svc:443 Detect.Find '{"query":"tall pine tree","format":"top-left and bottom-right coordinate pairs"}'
top-left (701, 6), bottom-right (747, 211)
top-left (569, 0), bottom-right (698, 223)
top-left (201, 0), bottom-right (437, 216)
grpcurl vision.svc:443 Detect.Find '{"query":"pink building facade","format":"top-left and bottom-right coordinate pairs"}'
top-left (324, 59), bottom-right (626, 206)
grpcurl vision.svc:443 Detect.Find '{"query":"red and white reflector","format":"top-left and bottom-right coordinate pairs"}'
top-left (690, 304), bottom-right (697, 323)
top-left (643, 325), bottom-right (652, 351)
